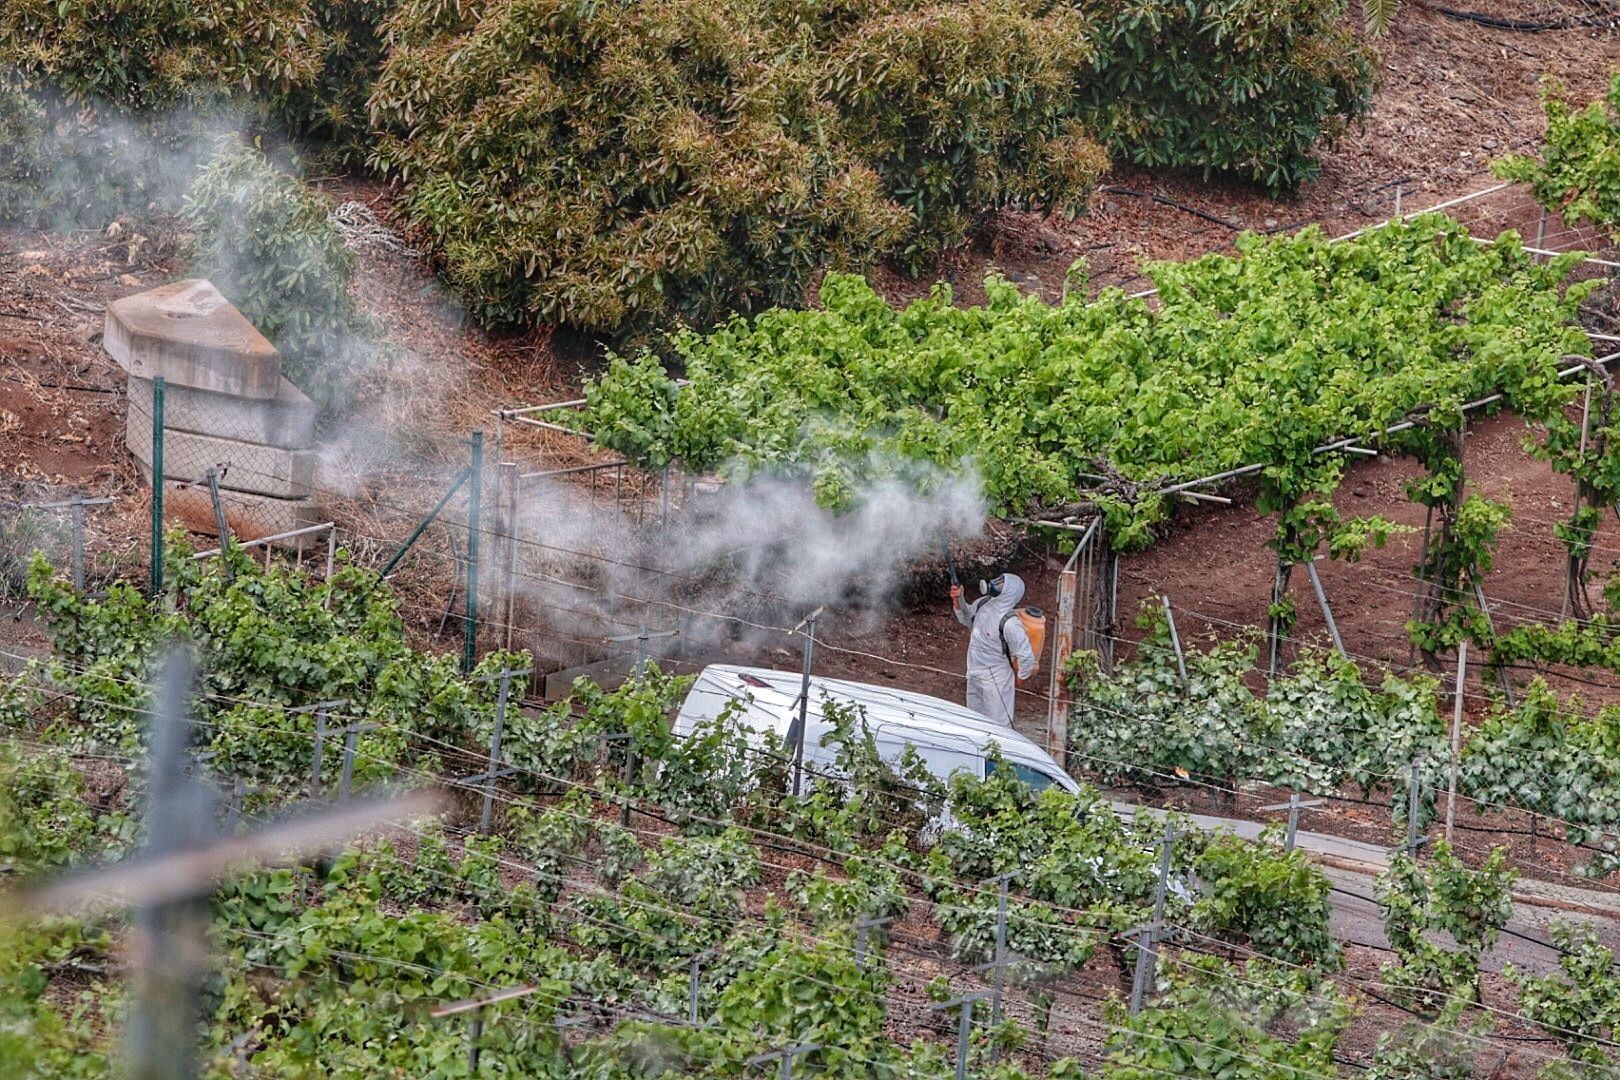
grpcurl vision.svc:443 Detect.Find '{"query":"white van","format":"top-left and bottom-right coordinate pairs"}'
top-left (673, 664), bottom-right (1081, 796)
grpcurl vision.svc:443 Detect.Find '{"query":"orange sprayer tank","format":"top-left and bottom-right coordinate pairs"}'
top-left (1018, 605), bottom-right (1046, 680)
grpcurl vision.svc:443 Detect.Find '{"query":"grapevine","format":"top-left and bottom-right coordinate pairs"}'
top-left (577, 215), bottom-right (1597, 549)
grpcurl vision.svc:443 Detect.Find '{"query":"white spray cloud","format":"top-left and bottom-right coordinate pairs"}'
top-left (504, 455), bottom-right (987, 660)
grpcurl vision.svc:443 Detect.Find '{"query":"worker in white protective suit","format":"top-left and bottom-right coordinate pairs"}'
top-left (951, 573), bottom-right (1035, 726)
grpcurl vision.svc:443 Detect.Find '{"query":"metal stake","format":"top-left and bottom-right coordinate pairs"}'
top-left (854, 915), bottom-right (894, 969)
top-left (150, 376), bottom-right (165, 601)
top-left (989, 872), bottom-right (1015, 1031)
top-left (1259, 794), bottom-right (1324, 852)
top-left (480, 669), bottom-right (516, 834)
top-left (1130, 820), bottom-right (1175, 1015)
top-left (337, 721), bottom-right (377, 805)
top-left (790, 608), bottom-right (823, 798)
top-left (1407, 761), bottom-right (1423, 857)
top-left (687, 950), bottom-right (712, 1026)
top-left (463, 430), bottom-right (483, 674)
top-left (1446, 641), bottom-right (1467, 844)
top-left (70, 493), bottom-right (86, 592)
top-left (205, 467), bottom-right (233, 581)
top-left (1161, 595), bottom-right (1187, 688)
top-left (1304, 559), bottom-right (1347, 659)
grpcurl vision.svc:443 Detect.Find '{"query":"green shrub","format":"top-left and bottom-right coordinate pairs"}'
top-left (0, 0), bottom-right (390, 223)
top-left (0, 0), bottom-right (325, 113)
top-left (183, 136), bottom-right (374, 404)
top-left (1078, 0), bottom-right (1377, 192)
top-left (367, 0), bottom-right (1107, 339)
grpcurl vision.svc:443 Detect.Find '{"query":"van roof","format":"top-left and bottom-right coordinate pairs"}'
top-left (682, 664), bottom-right (1065, 771)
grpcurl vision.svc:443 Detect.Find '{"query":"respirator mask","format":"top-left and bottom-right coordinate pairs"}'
top-left (978, 575), bottom-right (1005, 599)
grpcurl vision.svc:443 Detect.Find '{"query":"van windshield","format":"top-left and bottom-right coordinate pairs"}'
top-left (986, 759), bottom-right (1059, 793)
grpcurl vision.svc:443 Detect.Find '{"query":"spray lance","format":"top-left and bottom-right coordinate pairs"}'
top-left (940, 537), bottom-right (961, 592)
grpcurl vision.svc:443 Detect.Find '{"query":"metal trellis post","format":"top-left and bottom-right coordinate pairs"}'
top-left (746, 1043), bottom-right (820, 1080)
top-left (1446, 641), bottom-right (1468, 844)
top-left (463, 430), bottom-right (483, 674)
top-left (1304, 559), bottom-right (1347, 660)
top-left (1161, 595), bottom-right (1188, 688)
top-left (1129, 819), bottom-right (1175, 1015)
top-left (296, 699), bottom-right (346, 800)
top-left (1258, 793), bottom-right (1324, 852)
top-left (790, 607), bottom-right (823, 798)
top-left (70, 493), bottom-right (85, 592)
top-left (854, 915), bottom-right (893, 969)
top-left (150, 376), bottom-right (165, 600)
top-left (990, 871), bottom-right (1015, 1030)
top-left (1406, 760), bottom-right (1425, 857)
top-left (931, 991), bottom-right (992, 1080)
top-left (338, 721), bottom-right (378, 805)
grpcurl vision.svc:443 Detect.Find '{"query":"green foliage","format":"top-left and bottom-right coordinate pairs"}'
top-left (184, 136), bottom-right (374, 405)
top-left (1099, 955), bottom-right (1349, 1080)
top-left (1507, 921), bottom-right (1620, 1070)
top-left (1458, 680), bottom-right (1620, 874)
top-left (1376, 842), bottom-right (1515, 1012)
top-left (1531, 368), bottom-right (1620, 618)
top-left (0, 748), bottom-right (130, 877)
top-left (18, 536), bottom-right (520, 791)
top-left (368, 0), bottom-right (1105, 340)
top-left (579, 215), bottom-right (1595, 535)
top-left (1070, 622), bottom-right (1446, 803)
top-left (0, 0), bottom-right (325, 227)
top-left (1495, 73), bottom-right (1620, 240)
top-left (782, 698), bottom-right (942, 851)
top-left (0, 0), bottom-right (324, 113)
top-left (1407, 491), bottom-right (1513, 657)
top-left (1364, 1002), bottom-right (1489, 1080)
top-left (1190, 830), bottom-right (1339, 969)
top-left (1078, 0), bottom-right (1377, 192)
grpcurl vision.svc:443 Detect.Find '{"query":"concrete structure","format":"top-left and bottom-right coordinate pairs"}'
top-left (127, 374), bottom-right (315, 450)
top-left (107, 280), bottom-right (322, 544)
top-left (105, 280), bottom-right (281, 399)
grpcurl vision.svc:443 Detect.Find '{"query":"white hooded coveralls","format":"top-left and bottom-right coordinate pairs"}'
top-left (953, 573), bottom-right (1035, 726)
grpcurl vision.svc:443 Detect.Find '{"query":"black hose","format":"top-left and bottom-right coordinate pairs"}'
top-left (1432, 5), bottom-right (1615, 31)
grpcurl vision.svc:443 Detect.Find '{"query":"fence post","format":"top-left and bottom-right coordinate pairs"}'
top-left (1046, 566), bottom-right (1077, 760)
top-left (150, 376), bottom-right (165, 600)
top-left (463, 431), bottom-right (484, 674)
top-left (127, 649), bottom-right (211, 1080)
